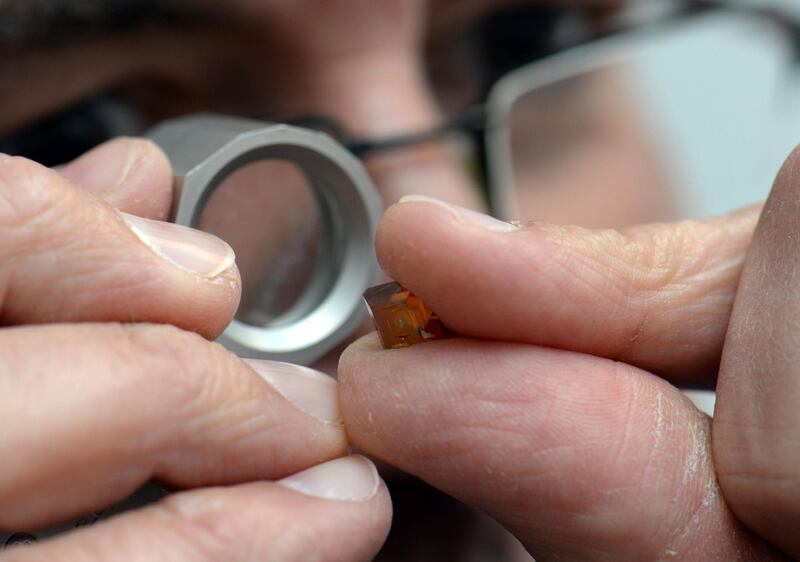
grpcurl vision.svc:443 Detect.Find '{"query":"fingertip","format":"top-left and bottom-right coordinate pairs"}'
top-left (112, 211), bottom-right (242, 338)
top-left (277, 455), bottom-right (380, 502)
top-left (376, 197), bottom-right (460, 264)
top-left (60, 137), bottom-right (137, 192)
top-left (115, 138), bottom-right (173, 220)
top-left (60, 137), bottom-right (173, 219)
top-left (188, 265), bottom-right (242, 339)
top-left (375, 200), bottom-right (417, 273)
top-left (342, 332), bottom-right (383, 357)
top-left (375, 202), bottom-right (451, 305)
top-left (338, 334), bottom-right (383, 383)
top-left (376, 196), bottom-right (522, 295)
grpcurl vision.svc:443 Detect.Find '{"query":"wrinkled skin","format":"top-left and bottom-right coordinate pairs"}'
top-left (2, 0), bottom-right (800, 560)
top-left (338, 149), bottom-right (800, 560)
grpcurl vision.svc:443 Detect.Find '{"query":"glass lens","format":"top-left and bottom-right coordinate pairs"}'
top-left (198, 160), bottom-right (321, 327)
top-left (508, 65), bottom-right (676, 228)
top-left (494, 11), bottom-right (795, 228)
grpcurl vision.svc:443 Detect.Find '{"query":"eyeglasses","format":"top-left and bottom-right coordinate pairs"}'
top-left (484, 0), bottom-right (800, 227)
top-left (5, 2), bottom-right (797, 228)
top-left (284, 1), bottom-right (800, 228)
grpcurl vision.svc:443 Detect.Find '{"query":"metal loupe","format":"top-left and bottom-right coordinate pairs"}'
top-left (149, 114), bottom-right (382, 366)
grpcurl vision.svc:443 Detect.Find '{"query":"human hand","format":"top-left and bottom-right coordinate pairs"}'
top-left (0, 138), bottom-right (390, 561)
top-left (338, 148), bottom-right (800, 559)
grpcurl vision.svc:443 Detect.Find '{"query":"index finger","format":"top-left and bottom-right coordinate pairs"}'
top-left (376, 195), bottom-right (758, 385)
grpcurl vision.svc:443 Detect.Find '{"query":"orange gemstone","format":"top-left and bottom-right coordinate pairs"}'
top-left (363, 281), bottom-right (446, 349)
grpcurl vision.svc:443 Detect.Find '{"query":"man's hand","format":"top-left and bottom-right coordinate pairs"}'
top-left (0, 138), bottom-right (391, 562)
top-left (339, 148), bottom-right (800, 559)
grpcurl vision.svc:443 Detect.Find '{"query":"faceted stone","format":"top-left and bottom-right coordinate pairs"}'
top-left (363, 281), bottom-right (446, 349)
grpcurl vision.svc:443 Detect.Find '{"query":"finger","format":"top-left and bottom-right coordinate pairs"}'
top-left (1, 457), bottom-right (391, 562)
top-left (376, 196), bottom-right (758, 384)
top-left (0, 154), bottom-right (238, 338)
top-left (0, 323), bottom-right (347, 530)
top-left (714, 147), bottom-right (800, 558)
top-left (339, 335), bottom-right (782, 561)
top-left (59, 137), bottom-right (173, 220)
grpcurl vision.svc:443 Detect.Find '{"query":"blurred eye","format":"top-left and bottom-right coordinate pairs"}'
top-left (427, 5), bottom-right (612, 114)
top-left (427, 6), bottom-right (566, 115)
top-left (0, 93), bottom-right (144, 167)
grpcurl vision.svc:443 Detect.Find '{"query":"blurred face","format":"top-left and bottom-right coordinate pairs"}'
top-left (0, 0), bottom-right (680, 360)
top-left (0, 2), bottom-right (676, 560)
top-left (0, 0), bottom-right (670, 219)
top-left (0, 0), bottom-right (481, 200)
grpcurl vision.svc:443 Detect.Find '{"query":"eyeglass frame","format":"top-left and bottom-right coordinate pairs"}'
top-left (273, 0), bottom-right (800, 220)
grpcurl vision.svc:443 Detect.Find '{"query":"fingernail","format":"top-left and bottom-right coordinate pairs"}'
top-left (398, 195), bottom-right (518, 232)
top-left (61, 138), bottom-right (141, 195)
top-left (120, 212), bottom-right (236, 278)
top-left (278, 456), bottom-right (379, 501)
top-left (245, 360), bottom-right (341, 423)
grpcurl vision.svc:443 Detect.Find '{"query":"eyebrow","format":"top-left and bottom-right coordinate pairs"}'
top-left (0, 0), bottom-right (213, 47)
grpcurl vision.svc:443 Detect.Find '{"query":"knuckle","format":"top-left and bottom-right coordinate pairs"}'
top-left (716, 451), bottom-right (800, 511)
top-left (565, 224), bottom-right (680, 301)
top-left (157, 485), bottom-right (311, 561)
top-left (617, 222), bottom-right (699, 290)
top-left (160, 486), bottom-right (323, 562)
top-left (714, 421), bottom-right (800, 536)
top-left (716, 474), bottom-right (800, 544)
top-left (157, 490), bottom-right (239, 561)
top-left (614, 218), bottom-right (744, 359)
top-left (118, 324), bottom-right (237, 417)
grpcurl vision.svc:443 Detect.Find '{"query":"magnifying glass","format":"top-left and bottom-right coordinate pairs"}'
top-left (148, 114), bottom-right (383, 366)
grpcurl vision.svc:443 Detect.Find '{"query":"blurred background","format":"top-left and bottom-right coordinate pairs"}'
top-left (3, 0), bottom-right (800, 559)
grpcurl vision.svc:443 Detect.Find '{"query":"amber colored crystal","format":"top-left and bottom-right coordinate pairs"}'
top-left (363, 281), bottom-right (446, 349)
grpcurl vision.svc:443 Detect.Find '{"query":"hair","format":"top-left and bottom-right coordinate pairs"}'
top-left (0, 0), bottom-right (208, 46)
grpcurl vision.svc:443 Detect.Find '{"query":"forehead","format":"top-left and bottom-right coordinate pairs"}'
top-left (0, 0), bottom-right (209, 45)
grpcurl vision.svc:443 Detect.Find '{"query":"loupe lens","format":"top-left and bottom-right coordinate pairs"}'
top-left (198, 159), bottom-right (323, 327)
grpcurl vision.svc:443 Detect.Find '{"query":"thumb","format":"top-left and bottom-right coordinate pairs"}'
top-left (0, 153), bottom-right (239, 338)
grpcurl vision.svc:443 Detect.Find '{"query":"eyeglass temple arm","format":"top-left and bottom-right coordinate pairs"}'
top-left (272, 0), bottom-right (800, 155)
top-left (344, 105), bottom-right (488, 157)
top-left (263, 109), bottom-right (488, 158)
